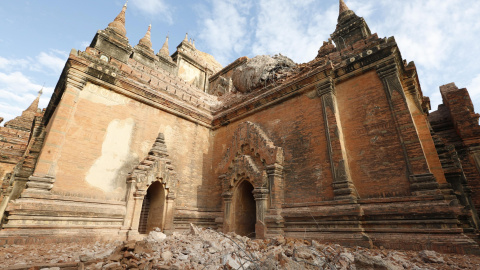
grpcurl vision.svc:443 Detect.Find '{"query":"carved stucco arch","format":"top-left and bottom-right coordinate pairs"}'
top-left (218, 121), bottom-right (284, 176)
top-left (123, 133), bottom-right (178, 238)
top-left (218, 121), bottom-right (285, 237)
top-left (224, 155), bottom-right (268, 194)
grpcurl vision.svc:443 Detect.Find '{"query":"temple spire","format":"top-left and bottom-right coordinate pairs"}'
top-left (339, 0), bottom-right (350, 14)
top-left (4, 89), bottom-right (42, 131)
top-left (26, 89), bottom-right (42, 112)
top-left (107, 2), bottom-right (128, 37)
top-left (159, 35), bottom-right (170, 56)
top-left (138, 24), bottom-right (153, 50)
top-left (183, 33), bottom-right (188, 42)
top-left (331, 0), bottom-right (371, 50)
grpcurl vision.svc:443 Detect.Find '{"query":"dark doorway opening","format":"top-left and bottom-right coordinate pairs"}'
top-left (138, 181), bottom-right (166, 234)
top-left (233, 180), bottom-right (256, 237)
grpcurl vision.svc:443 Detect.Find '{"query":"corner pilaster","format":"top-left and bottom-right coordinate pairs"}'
top-left (221, 190), bottom-right (233, 233)
top-left (317, 78), bottom-right (358, 202)
top-left (376, 61), bottom-right (439, 195)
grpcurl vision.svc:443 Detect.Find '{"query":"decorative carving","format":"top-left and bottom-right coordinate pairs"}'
top-left (320, 81), bottom-right (358, 202)
top-left (316, 78), bottom-right (336, 97)
top-left (222, 155), bottom-right (268, 192)
top-left (322, 94), bottom-right (336, 114)
top-left (128, 132), bottom-right (178, 195)
top-left (376, 62), bottom-right (404, 98)
top-left (219, 122), bottom-right (285, 237)
top-left (218, 121), bottom-right (284, 174)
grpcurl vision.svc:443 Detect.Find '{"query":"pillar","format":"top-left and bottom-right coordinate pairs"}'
top-left (126, 189), bottom-right (146, 239)
top-left (163, 191), bottom-right (176, 234)
top-left (253, 187), bottom-right (269, 239)
top-left (376, 61), bottom-right (439, 195)
top-left (317, 78), bottom-right (358, 202)
top-left (265, 164), bottom-right (285, 235)
top-left (222, 191), bottom-right (233, 233)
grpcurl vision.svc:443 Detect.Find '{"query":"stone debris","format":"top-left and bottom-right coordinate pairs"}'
top-left (231, 55), bottom-right (296, 93)
top-left (1, 225), bottom-right (480, 269)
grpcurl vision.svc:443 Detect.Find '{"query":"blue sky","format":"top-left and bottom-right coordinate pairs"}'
top-left (1, 0), bottom-right (479, 123)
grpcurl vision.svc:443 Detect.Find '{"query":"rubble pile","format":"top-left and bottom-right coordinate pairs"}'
top-left (1, 225), bottom-right (480, 269)
top-left (231, 55), bottom-right (296, 93)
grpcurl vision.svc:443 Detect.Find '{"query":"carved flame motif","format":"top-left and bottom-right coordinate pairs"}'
top-left (127, 133), bottom-right (177, 196)
top-left (219, 121), bottom-right (284, 193)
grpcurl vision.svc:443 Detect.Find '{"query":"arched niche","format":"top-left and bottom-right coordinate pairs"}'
top-left (218, 122), bottom-right (285, 238)
top-left (138, 181), bottom-right (166, 234)
top-left (122, 133), bottom-right (178, 239)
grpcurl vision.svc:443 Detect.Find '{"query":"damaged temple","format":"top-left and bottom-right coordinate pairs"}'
top-left (1, 0), bottom-right (480, 255)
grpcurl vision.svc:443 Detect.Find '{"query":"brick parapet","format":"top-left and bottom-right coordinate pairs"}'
top-left (0, 127), bottom-right (30, 165)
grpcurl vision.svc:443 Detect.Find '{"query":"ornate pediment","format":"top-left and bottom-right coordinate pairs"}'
top-left (218, 121), bottom-right (283, 192)
top-left (218, 121), bottom-right (284, 174)
top-left (127, 133), bottom-right (177, 194)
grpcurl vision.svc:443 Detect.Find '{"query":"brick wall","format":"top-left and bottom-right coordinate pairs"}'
top-left (213, 89), bottom-right (333, 205)
top-left (336, 71), bottom-right (410, 198)
top-left (34, 81), bottom-right (213, 208)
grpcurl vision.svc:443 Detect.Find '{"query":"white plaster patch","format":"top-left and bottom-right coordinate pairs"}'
top-left (81, 83), bottom-right (128, 106)
top-left (86, 118), bottom-right (135, 192)
top-left (178, 59), bottom-right (204, 87)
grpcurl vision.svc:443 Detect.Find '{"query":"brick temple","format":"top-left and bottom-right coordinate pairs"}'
top-left (1, 0), bottom-right (480, 254)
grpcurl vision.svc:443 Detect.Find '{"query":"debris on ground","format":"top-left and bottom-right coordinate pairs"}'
top-left (1, 224), bottom-right (480, 269)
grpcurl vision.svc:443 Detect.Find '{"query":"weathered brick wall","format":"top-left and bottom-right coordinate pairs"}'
top-left (34, 81), bottom-right (212, 207)
top-left (213, 89), bottom-right (333, 205)
top-left (404, 93), bottom-right (447, 184)
top-left (430, 83), bottom-right (480, 211)
top-left (0, 127), bottom-right (30, 180)
top-left (336, 71), bottom-right (410, 198)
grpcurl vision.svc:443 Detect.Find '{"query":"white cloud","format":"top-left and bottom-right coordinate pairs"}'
top-left (0, 56), bottom-right (29, 70)
top-left (194, 0), bottom-right (480, 112)
top-left (0, 72), bottom-right (43, 93)
top-left (251, 0), bottom-right (338, 63)
top-left (0, 51), bottom-right (67, 76)
top-left (198, 0), bottom-right (253, 65)
top-left (467, 74), bottom-right (480, 108)
top-left (130, 0), bottom-right (172, 24)
top-left (0, 50), bottom-right (62, 124)
top-left (35, 52), bottom-right (66, 74)
top-left (0, 71), bottom-right (54, 123)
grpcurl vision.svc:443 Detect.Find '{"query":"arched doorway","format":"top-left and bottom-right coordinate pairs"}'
top-left (233, 180), bottom-right (256, 237)
top-left (138, 181), bottom-right (166, 234)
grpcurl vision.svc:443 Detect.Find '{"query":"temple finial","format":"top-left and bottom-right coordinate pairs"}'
top-left (159, 35), bottom-right (170, 57)
top-left (184, 33), bottom-right (188, 42)
top-left (138, 24), bottom-right (153, 50)
top-left (26, 92), bottom-right (41, 112)
top-left (339, 0), bottom-right (350, 14)
top-left (124, 0), bottom-right (128, 7)
top-left (107, 3), bottom-right (128, 37)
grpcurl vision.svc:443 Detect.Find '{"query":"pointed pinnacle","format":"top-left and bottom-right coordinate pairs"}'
top-left (108, 3), bottom-right (128, 37)
top-left (339, 0), bottom-right (350, 14)
top-left (138, 24), bottom-right (153, 49)
top-left (159, 35), bottom-right (170, 56)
